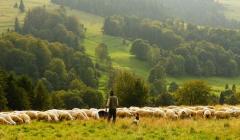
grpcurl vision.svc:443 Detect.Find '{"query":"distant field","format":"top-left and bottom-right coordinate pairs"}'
top-left (1, 0), bottom-right (240, 92)
top-left (0, 118), bottom-right (240, 140)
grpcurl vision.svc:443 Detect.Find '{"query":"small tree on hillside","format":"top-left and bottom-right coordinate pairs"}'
top-left (14, 17), bottom-right (21, 33)
top-left (19, 0), bottom-right (25, 12)
top-left (232, 84), bottom-right (237, 93)
top-left (33, 80), bottom-right (51, 110)
top-left (175, 80), bottom-right (211, 105)
top-left (168, 82), bottom-right (179, 93)
top-left (113, 70), bottom-right (149, 107)
top-left (14, 3), bottom-right (18, 8)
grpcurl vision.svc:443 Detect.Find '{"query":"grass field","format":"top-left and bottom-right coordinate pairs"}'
top-left (0, 118), bottom-right (240, 140)
top-left (1, 0), bottom-right (240, 92)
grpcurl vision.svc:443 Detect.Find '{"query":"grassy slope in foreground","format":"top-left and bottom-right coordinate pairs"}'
top-left (0, 118), bottom-right (240, 140)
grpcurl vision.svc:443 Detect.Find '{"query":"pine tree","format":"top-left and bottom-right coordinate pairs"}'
top-left (232, 84), bottom-right (237, 93)
top-left (33, 80), bottom-right (51, 110)
top-left (14, 17), bottom-right (21, 33)
top-left (19, 0), bottom-right (25, 12)
top-left (14, 3), bottom-right (18, 8)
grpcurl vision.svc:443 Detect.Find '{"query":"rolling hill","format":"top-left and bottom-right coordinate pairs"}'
top-left (1, 0), bottom-right (240, 92)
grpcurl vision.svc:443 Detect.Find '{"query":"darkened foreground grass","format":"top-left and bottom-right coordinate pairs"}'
top-left (0, 118), bottom-right (240, 140)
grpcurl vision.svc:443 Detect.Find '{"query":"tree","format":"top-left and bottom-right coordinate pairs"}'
top-left (33, 80), bottom-right (51, 110)
top-left (225, 84), bottom-right (229, 90)
top-left (175, 80), bottom-right (212, 105)
top-left (14, 17), bottom-right (21, 33)
top-left (130, 39), bottom-right (151, 61)
top-left (0, 86), bottom-right (8, 111)
top-left (232, 84), bottom-right (237, 93)
top-left (148, 63), bottom-right (167, 94)
top-left (95, 43), bottom-right (110, 61)
top-left (82, 88), bottom-right (103, 108)
top-left (14, 3), bottom-right (18, 8)
top-left (168, 82), bottom-right (179, 93)
top-left (113, 70), bottom-right (149, 107)
top-left (5, 74), bottom-right (30, 110)
top-left (19, 0), bottom-right (25, 12)
top-left (155, 93), bottom-right (175, 106)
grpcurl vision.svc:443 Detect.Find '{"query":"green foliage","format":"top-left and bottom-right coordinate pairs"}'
top-left (219, 89), bottom-right (239, 105)
top-left (14, 17), bottom-right (21, 33)
top-left (81, 88), bottom-right (103, 108)
top-left (0, 86), bottom-right (8, 111)
top-left (19, 0), bottom-right (25, 13)
top-left (22, 7), bottom-right (85, 49)
top-left (130, 39), bottom-right (151, 61)
top-left (5, 74), bottom-right (30, 110)
top-left (175, 80), bottom-right (212, 105)
top-left (33, 80), bottom-right (51, 110)
top-left (168, 82), bottom-right (179, 93)
top-left (51, 0), bottom-right (239, 28)
top-left (155, 93), bottom-right (175, 106)
top-left (113, 69), bottom-right (149, 107)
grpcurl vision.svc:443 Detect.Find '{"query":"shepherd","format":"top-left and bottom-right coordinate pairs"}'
top-left (106, 90), bottom-right (119, 123)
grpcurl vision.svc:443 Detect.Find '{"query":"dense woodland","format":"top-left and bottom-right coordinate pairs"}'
top-left (51, 0), bottom-right (240, 28)
top-left (104, 16), bottom-right (240, 77)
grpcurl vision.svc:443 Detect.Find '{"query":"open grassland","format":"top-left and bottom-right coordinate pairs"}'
top-left (0, 0), bottom-right (53, 32)
top-left (1, 0), bottom-right (240, 91)
top-left (1, 118), bottom-right (240, 140)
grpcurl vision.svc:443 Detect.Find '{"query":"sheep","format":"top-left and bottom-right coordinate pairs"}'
top-left (165, 109), bottom-right (179, 120)
top-left (117, 109), bottom-right (132, 118)
top-left (37, 112), bottom-right (51, 122)
top-left (9, 114), bottom-right (24, 124)
top-left (196, 110), bottom-right (204, 118)
top-left (203, 110), bottom-right (212, 119)
top-left (0, 114), bottom-right (16, 125)
top-left (214, 111), bottom-right (231, 119)
top-left (153, 109), bottom-right (166, 118)
top-left (57, 110), bottom-right (74, 121)
top-left (0, 117), bottom-right (12, 125)
top-left (68, 110), bottom-right (88, 120)
top-left (136, 109), bottom-right (154, 117)
top-left (25, 111), bottom-right (38, 120)
top-left (18, 113), bottom-right (31, 124)
top-left (45, 111), bottom-right (59, 122)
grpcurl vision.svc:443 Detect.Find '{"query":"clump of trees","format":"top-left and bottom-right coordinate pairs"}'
top-left (110, 69), bottom-right (149, 107)
top-left (51, 0), bottom-right (240, 28)
top-left (19, 7), bottom-right (85, 50)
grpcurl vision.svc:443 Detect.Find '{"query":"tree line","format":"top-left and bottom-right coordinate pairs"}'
top-left (51, 0), bottom-right (240, 28)
top-left (104, 16), bottom-right (240, 77)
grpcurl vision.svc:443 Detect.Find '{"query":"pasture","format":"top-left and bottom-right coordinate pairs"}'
top-left (0, 118), bottom-right (240, 140)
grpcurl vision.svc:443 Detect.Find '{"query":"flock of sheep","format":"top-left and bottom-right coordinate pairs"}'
top-left (1, 106), bottom-right (240, 125)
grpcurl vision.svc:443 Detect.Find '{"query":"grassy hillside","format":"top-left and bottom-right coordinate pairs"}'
top-left (1, 0), bottom-right (240, 92)
top-left (0, 118), bottom-right (240, 140)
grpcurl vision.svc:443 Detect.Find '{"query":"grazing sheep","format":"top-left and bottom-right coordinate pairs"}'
top-left (153, 109), bottom-right (166, 118)
top-left (117, 110), bottom-right (132, 118)
top-left (25, 111), bottom-right (38, 120)
top-left (18, 113), bottom-right (31, 124)
top-left (214, 111), bottom-right (231, 119)
top-left (57, 110), bottom-right (74, 121)
top-left (0, 114), bottom-right (16, 125)
top-left (0, 117), bottom-right (12, 125)
top-left (166, 110), bottom-right (179, 120)
top-left (68, 110), bottom-right (87, 120)
top-left (9, 114), bottom-right (24, 124)
top-left (136, 109), bottom-right (154, 117)
top-left (203, 110), bottom-right (212, 119)
top-left (37, 112), bottom-right (51, 122)
top-left (45, 111), bottom-right (59, 122)
top-left (196, 110), bottom-right (204, 118)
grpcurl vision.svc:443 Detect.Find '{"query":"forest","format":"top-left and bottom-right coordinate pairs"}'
top-left (51, 0), bottom-right (240, 28)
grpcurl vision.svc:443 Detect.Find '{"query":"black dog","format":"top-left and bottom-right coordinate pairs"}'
top-left (98, 110), bottom-right (109, 118)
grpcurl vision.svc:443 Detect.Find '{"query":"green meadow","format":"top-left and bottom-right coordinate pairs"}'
top-left (1, 118), bottom-right (240, 140)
